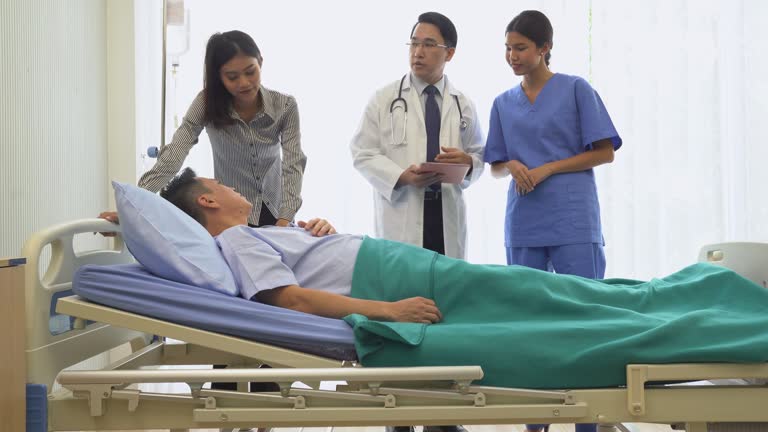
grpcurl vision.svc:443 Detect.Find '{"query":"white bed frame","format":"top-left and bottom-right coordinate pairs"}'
top-left (22, 219), bottom-right (768, 432)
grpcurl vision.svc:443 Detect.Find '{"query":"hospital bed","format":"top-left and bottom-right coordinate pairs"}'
top-left (22, 219), bottom-right (768, 432)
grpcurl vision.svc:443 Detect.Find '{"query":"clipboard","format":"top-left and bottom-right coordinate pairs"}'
top-left (417, 162), bottom-right (470, 184)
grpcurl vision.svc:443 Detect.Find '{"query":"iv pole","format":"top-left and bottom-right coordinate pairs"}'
top-left (160, 0), bottom-right (168, 152)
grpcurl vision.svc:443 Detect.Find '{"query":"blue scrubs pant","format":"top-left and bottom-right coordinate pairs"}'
top-left (506, 243), bottom-right (606, 279)
top-left (508, 243), bottom-right (604, 432)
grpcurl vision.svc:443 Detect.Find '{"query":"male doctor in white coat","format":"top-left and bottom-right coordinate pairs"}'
top-left (350, 11), bottom-right (484, 260)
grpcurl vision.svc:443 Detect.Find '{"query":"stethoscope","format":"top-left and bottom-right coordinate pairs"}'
top-left (389, 74), bottom-right (469, 146)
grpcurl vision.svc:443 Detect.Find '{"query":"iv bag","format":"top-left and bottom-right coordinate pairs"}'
top-left (166, 0), bottom-right (189, 60)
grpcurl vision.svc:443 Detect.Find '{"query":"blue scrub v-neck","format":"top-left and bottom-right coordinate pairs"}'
top-left (515, 73), bottom-right (557, 110)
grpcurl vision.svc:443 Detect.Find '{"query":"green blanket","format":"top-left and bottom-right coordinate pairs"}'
top-left (345, 237), bottom-right (768, 389)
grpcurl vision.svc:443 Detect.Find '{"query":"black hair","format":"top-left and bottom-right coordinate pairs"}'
top-left (410, 12), bottom-right (458, 48)
top-left (160, 168), bottom-right (210, 226)
top-left (203, 30), bottom-right (263, 128)
top-left (506, 10), bottom-right (553, 66)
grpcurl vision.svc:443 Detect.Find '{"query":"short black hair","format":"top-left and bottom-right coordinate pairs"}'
top-left (411, 12), bottom-right (458, 48)
top-left (160, 168), bottom-right (210, 226)
top-left (506, 10), bottom-right (553, 66)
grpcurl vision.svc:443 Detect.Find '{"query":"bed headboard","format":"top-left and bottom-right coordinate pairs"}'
top-left (698, 242), bottom-right (768, 289)
top-left (21, 219), bottom-right (152, 390)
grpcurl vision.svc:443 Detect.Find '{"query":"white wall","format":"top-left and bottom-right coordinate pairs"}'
top-left (0, 0), bottom-right (110, 258)
top-left (107, 0), bottom-right (142, 202)
top-left (134, 0), bottom-right (164, 181)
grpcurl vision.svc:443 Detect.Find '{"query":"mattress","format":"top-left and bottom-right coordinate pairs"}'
top-left (73, 263), bottom-right (357, 360)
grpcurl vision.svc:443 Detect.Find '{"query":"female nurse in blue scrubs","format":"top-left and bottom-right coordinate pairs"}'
top-left (484, 10), bottom-right (622, 432)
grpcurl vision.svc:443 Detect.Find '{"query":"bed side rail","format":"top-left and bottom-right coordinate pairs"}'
top-left (698, 242), bottom-right (768, 288)
top-left (21, 218), bottom-right (149, 388)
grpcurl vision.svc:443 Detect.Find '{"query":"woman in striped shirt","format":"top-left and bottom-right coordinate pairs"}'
top-left (103, 30), bottom-right (306, 227)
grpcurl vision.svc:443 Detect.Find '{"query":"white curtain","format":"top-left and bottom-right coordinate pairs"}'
top-left (591, 0), bottom-right (768, 279)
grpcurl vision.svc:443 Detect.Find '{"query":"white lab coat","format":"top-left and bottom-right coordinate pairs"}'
top-left (350, 74), bottom-right (485, 259)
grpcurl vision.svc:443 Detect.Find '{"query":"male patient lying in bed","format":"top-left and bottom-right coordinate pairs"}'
top-left (159, 167), bottom-right (443, 324)
top-left (115, 167), bottom-right (768, 390)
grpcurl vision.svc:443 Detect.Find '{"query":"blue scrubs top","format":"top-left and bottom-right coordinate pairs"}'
top-left (484, 73), bottom-right (622, 248)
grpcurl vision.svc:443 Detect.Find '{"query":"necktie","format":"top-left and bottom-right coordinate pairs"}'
top-left (424, 85), bottom-right (441, 162)
top-left (421, 85), bottom-right (444, 254)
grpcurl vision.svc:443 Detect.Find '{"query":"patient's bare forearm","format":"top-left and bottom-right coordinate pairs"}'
top-left (256, 285), bottom-right (442, 323)
top-left (256, 285), bottom-right (390, 320)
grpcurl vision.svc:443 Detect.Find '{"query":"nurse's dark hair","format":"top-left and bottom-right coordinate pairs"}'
top-left (203, 30), bottom-right (263, 128)
top-left (411, 12), bottom-right (458, 48)
top-left (160, 168), bottom-right (210, 226)
top-left (506, 10), bottom-right (553, 66)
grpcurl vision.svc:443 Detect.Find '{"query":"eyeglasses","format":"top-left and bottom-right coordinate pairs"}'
top-left (406, 39), bottom-right (450, 50)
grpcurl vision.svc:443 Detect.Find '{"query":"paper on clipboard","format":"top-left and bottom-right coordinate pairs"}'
top-left (417, 162), bottom-right (470, 184)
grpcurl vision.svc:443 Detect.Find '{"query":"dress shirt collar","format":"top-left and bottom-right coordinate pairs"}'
top-left (409, 73), bottom-right (446, 97)
top-left (228, 86), bottom-right (278, 124)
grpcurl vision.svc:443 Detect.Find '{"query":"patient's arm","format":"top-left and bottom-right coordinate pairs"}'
top-left (255, 285), bottom-right (442, 324)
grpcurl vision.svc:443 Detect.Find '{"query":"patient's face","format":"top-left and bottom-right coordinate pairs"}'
top-left (199, 178), bottom-right (253, 218)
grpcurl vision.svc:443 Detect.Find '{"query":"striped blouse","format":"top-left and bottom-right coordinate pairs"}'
top-left (138, 86), bottom-right (307, 224)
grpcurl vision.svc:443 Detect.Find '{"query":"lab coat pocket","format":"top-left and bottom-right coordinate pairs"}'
top-left (382, 133), bottom-right (408, 161)
top-left (383, 113), bottom-right (409, 152)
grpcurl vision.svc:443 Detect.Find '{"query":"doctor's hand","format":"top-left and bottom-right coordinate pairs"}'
top-left (97, 211), bottom-right (120, 237)
top-left (397, 164), bottom-right (444, 189)
top-left (507, 160), bottom-right (535, 194)
top-left (435, 146), bottom-right (472, 166)
top-left (386, 296), bottom-right (443, 324)
top-left (298, 218), bottom-right (337, 237)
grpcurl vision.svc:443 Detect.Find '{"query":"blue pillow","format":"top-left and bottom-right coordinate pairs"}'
top-left (112, 181), bottom-right (238, 296)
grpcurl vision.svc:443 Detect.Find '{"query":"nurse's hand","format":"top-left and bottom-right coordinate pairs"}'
top-left (386, 296), bottom-right (443, 323)
top-left (298, 218), bottom-right (337, 237)
top-left (507, 160), bottom-right (535, 192)
top-left (528, 165), bottom-right (554, 188)
top-left (97, 211), bottom-right (119, 237)
top-left (435, 146), bottom-right (472, 166)
top-left (397, 165), bottom-right (444, 188)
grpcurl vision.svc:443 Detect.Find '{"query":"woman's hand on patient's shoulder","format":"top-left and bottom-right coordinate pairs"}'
top-left (387, 297), bottom-right (442, 324)
top-left (97, 211), bottom-right (119, 237)
top-left (298, 218), bottom-right (337, 237)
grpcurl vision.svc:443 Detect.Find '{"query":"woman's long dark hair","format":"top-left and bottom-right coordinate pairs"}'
top-left (203, 30), bottom-right (262, 128)
top-left (506, 10), bottom-right (553, 66)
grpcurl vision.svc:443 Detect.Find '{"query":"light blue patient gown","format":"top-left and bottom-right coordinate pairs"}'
top-left (484, 73), bottom-right (622, 277)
